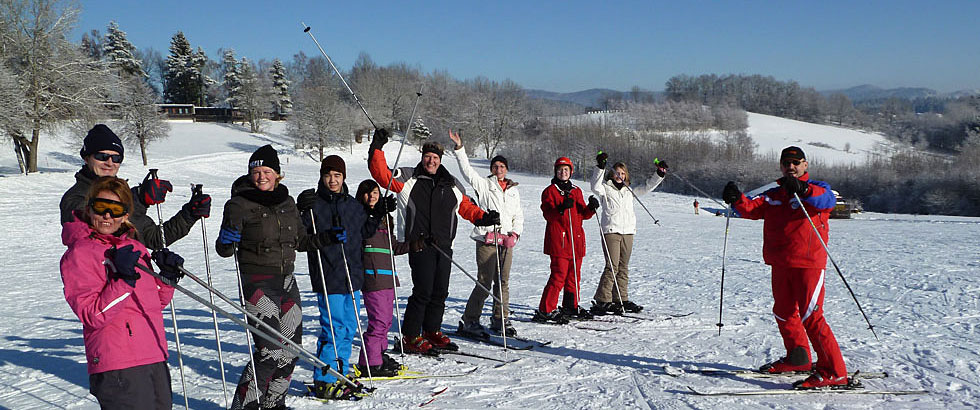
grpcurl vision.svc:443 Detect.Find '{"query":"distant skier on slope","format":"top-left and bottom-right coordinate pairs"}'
top-left (534, 157), bottom-right (599, 323)
top-left (588, 152), bottom-right (667, 316)
top-left (59, 124), bottom-right (210, 250)
top-left (449, 130), bottom-right (525, 338)
top-left (722, 146), bottom-right (847, 389)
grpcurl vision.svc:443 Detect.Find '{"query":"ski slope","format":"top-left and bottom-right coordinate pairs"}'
top-left (0, 122), bottom-right (977, 408)
top-left (747, 112), bottom-right (895, 166)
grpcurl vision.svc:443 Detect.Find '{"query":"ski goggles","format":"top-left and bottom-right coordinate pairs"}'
top-left (780, 159), bottom-right (804, 167)
top-left (89, 198), bottom-right (129, 218)
top-left (92, 152), bottom-right (123, 163)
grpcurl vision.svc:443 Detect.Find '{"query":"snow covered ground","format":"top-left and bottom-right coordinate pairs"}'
top-left (1, 122), bottom-right (977, 409)
top-left (747, 112), bottom-right (895, 166)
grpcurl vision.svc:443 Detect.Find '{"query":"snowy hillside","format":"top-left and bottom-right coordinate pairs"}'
top-left (1, 122), bottom-right (977, 409)
top-left (746, 112), bottom-right (894, 166)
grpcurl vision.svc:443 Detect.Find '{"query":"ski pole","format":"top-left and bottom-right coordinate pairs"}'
top-left (379, 84), bottom-right (423, 356)
top-left (191, 184), bottom-right (228, 408)
top-left (147, 169), bottom-right (189, 410)
top-left (792, 192), bottom-right (878, 341)
top-left (625, 185), bottom-right (660, 226)
top-left (231, 244), bottom-right (261, 407)
top-left (428, 243), bottom-right (504, 305)
top-left (594, 216), bottom-right (627, 315)
top-left (717, 204), bottom-right (733, 336)
top-left (493, 224), bottom-right (507, 350)
top-left (329, 212), bottom-right (375, 385)
top-left (306, 212), bottom-right (343, 374)
top-left (301, 22), bottom-right (377, 129)
top-left (133, 263), bottom-right (366, 390)
top-left (567, 210), bottom-right (581, 312)
top-left (671, 171), bottom-right (727, 208)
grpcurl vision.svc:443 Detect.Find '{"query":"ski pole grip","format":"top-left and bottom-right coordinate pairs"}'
top-left (192, 183), bottom-right (203, 196)
top-left (149, 168), bottom-right (159, 179)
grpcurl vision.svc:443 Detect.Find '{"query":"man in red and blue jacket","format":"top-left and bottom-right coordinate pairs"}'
top-left (722, 146), bottom-right (848, 389)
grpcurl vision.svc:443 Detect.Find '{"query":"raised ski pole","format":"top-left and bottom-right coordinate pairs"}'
top-left (671, 171), bottom-right (727, 208)
top-left (493, 224), bottom-right (508, 350)
top-left (133, 262), bottom-right (367, 391)
top-left (379, 84), bottom-right (424, 356)
top-left (302, 22), bottom-right (377, 129)
top-left (231, 244), bottom-right (261, 406)
top-left (147, 169), bottom-right (189, 410)
top-left (717, 204), bottom-right (733, 335)
top-left (306, 212), bottom-right (343, 375)
top-left (191, 184), bottom-right (228, 408)
top-left (792, 192), bottom-right (879, 341)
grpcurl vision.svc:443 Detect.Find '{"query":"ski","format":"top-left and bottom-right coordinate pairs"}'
top-left (686, 385), bottom-right (927, 396)
top-left (306, 367), bottom-right (477, 384)
top-left (453, 331), bottom-right (551, 350)
top-left (433, 347), bottom-right (516, 363)
top-left (419, 386), bottom-right (449, 407)
top-left (684, 368), bottom-right (888, 380)
top-left (302, 383), bottom-right (373, 402)
top-left (573, 323), bottom-right (617, 332)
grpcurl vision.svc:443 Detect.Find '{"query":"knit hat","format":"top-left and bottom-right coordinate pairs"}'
top-left (80, 124), bottom-right (124, 158)
top-left (421, 141), bottom-right (444, 157)
top-left (320, 155), bottom-right (346, 179)
top-left (780, 146), bottom-right (806, 161)
top-left (490, 155), bottom-right (508, 169)
top-left (248, 144), bottom-right (281, 174)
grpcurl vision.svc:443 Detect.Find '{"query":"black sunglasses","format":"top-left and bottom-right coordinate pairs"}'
top-left (781, 159), bottom-right (803, 167)
top-left (92, 152), bottom-right (123, 163)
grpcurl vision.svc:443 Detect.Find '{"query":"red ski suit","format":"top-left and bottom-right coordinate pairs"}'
top-left (733, 173), bottom-right (847, 379)
top-left (538, 181), bottom-right (596, 313)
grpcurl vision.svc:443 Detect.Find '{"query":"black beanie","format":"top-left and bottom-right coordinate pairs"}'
top-left (320, 155), bottom-right (346, 179)
top-left (80, 124), bottom-right (124, 158)
top-left (490, 155), bottom-right (508, 169)
top-left (248, 144), bottom-right (281, 174)
top-left (421, 141), bottom-right (444, 157)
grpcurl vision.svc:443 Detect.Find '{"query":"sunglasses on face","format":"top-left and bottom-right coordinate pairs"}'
top-left (781, 159), bottom-right (803, 167)
top-left (89, 198), bottom-right (129, 218)
top-left (92, 152), bottom-right (123, 163)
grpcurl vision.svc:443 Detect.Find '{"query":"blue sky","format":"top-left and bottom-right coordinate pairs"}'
top-left (74, 1), bottom-right (980, 93)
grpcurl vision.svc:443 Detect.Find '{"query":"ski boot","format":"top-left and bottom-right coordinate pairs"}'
top-left (532, 309), bottom-right (570, 324)
top-left (423, 331), bottom-right (459, 352)
top-left (793, 372), bottom-right (850, 390)
top-left (621, 300), bottom-right (643, 313)
top-left (759, 347), bottom-right (813, 374)
top-left (457, 320), bottom-right (490, 339)
top-left (561, 305), bottom-right (594, 320)
top-left (490, 319), bottom-right (517, 337)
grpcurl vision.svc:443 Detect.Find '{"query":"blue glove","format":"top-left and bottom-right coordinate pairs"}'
top-left (218, 227), bottom-right (241, 245)
top-left (152, 249), bottom-right (185, 285)
top-left (331, 227), bottom-right (348, 244)
top-left (109, 245), bottom-right (141, 287)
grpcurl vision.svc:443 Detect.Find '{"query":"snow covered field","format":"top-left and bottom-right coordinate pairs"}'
top-left (1, 122), bottom-right (977, 409)
top-left (747, 112), bottom-right (895, 166)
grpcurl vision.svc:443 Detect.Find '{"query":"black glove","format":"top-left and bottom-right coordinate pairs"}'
top-left (373, 195), bottom-right (397, 216)
top-left (182, 193), bottom-right (211, 218)
top-left (558, 196), bottom-right (575, 211)
top-left (108, 245), bottom-right (141, 287)
top-left (474, 210), bottom-right (500, 227)
top-left (370, 128), bottom-right (390, 150)
top-left (587, 195), bottom-right (600, 211)
top-left (596, 151), bottom-right (608, 169)
top-left (409, 238), bottom-right (427, 252)
top-left (780, 176), bottom-right (810, 197)
top-left (722, 181), bottom-right (741, 205)
top-left (297, 188), bottom-right (317, 212)
top-left (655, 159), bottom-right (669, 178)
top-left (138, 175), bottom-right (173, 205)
top-left (152, 249), bottom-right (185, 285)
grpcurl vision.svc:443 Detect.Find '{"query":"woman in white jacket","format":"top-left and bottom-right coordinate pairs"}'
top-left (589, 151), bottom-right (667, 315)
top-left (449, 131), bottom-right (524, 337)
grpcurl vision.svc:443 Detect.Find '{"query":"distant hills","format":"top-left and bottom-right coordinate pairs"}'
top-left (526, 85), bottom-right (979, 107)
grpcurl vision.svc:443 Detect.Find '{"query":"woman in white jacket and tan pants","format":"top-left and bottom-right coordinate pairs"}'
top-left (589, 151), bottom-right (667, 315)
top-left (449, 131), bottom-right (524, 336)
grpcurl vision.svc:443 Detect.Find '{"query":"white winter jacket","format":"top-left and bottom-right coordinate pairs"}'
top-left (591, 166), bottom-right (664, 235)
top-left (453, 146), bottom-right (524, 242)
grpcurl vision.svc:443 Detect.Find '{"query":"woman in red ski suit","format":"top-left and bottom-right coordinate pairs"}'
top-left (534, 157), bottom-right (599, 323)
top-left (723, 146), bottom-right (847, 389)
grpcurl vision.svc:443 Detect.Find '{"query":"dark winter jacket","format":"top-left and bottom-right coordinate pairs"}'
top-left (732, 173), bottom-right (836, 268)
top-left (541, 179), bottom-right (596, 259)
top-left (60, 166), bottom-right (198, 250)
top-left (362, 216), bottom-right (409, 292)
top-left (368, 148), bottom-right (485, 249)
top-left (304, 182), bottom-right (380, 294)
top-left (215, 175), bottom-right (312, 276)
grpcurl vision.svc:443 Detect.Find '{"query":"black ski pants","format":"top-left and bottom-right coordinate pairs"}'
top-left (89, 361), bottom-right (171, 410)
top-left (403, 246), bottom-right (452, 337)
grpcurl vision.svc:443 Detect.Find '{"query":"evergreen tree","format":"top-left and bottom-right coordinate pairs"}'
top-left (412, 116), bottom-right (431, 147)
top-left (103, 21), bottom-right (145, 78)
top-left (163, 32), bottom-right (209, 104)
top-left (269, 58), bottom-right (292, 119)
top-left (221, 49), bottom-right (241, 108)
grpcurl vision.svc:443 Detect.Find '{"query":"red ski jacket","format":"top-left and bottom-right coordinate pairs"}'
top-left (541, 181), bottom-right (596, 259)
top-left (732, 173), bottom-right (836, 269)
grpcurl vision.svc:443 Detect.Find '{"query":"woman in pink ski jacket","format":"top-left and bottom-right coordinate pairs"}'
top-left (60, 176), bottom-right (183, 409)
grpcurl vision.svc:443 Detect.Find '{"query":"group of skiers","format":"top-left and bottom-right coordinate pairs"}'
top-left (58, 123), bottom-right (849, 409)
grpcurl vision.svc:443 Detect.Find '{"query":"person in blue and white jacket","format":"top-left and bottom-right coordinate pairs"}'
top-left (449, 130), bottom-right (524, 337)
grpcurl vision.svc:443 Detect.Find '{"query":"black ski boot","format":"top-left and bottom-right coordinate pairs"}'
top-left (490, 319), bottom-right (517, 337)
top-left (458, 320), bottom-right (490, 339)
top-left (532, 309), bottom-right (570, 324)
top-left (561, 305), bottom-right (594, 320)
top-left (621, 300), bottom-right (643, 313)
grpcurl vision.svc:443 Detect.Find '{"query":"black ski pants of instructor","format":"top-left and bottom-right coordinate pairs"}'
top-left (404, 246), bottom-right (452, 338)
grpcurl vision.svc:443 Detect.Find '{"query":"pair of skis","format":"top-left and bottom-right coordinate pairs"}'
top-left (452, 330), bottom-right (552, 350)
top-left (678, 368), bottom-right (926, 396)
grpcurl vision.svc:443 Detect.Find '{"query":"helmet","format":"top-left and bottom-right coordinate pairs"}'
top-left (554, 157), bottom-right (574, 174)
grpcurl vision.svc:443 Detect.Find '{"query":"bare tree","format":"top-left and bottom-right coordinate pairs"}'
top-left (1, 0), bottom-right (111, 173)
top-left (115, 76), bottom-right (170, 165)
top-left (0, 63), bottom-right (28, 173)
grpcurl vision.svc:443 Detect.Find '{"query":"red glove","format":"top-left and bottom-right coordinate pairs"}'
top-left (140, 176), bottom-right (173, 205)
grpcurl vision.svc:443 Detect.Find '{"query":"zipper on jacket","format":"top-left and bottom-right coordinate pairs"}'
top-left (126, 322), bottom-right (132, 337)
top-left (276, 207), bottom-right (283, 275)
